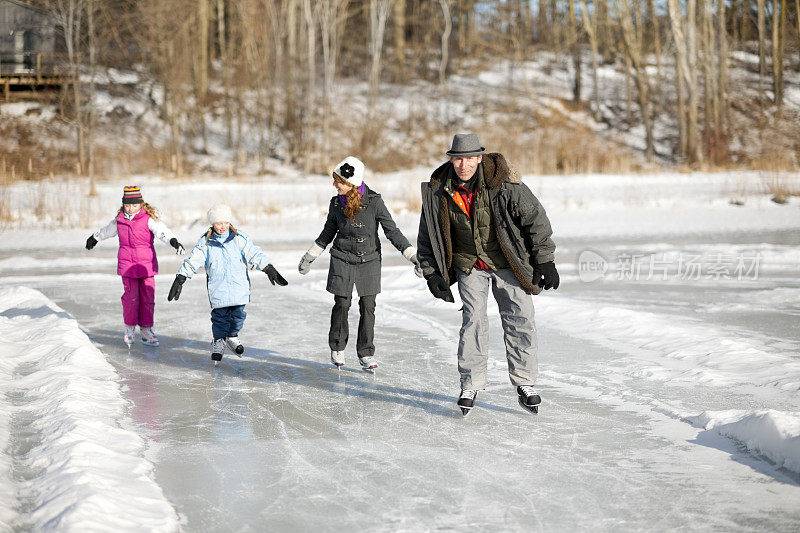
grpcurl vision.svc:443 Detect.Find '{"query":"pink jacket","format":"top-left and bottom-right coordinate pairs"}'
top-left (116, 211), bottom-right (158, 277)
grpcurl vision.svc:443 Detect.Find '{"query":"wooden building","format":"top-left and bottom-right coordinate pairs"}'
top-left (0, 0), bottom-right (63, 100)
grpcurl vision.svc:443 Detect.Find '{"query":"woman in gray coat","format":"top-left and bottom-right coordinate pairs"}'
top-left (298, 156), bottom-right (421, 370)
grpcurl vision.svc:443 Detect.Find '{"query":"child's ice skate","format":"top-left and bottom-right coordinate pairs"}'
top-left (211, 338), bottom-right (226, 366)
top-left (124, 325), bottom-right (136, 347)
top-left (225, 336), bottom-right (244, 357)
top-left (141, 327), bottom-right (159, 346)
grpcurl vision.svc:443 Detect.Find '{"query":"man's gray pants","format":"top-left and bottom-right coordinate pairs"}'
top-left (456, 268), bottom-right (537, 390)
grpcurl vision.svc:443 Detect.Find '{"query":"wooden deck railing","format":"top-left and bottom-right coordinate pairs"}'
top-left (0, 51), bottom-right (67, 79)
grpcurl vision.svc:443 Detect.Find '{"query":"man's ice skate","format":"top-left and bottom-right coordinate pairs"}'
top-left (457, 389), bottom-right (478, 416)
top-left (330, 350), bottom-right (345, 368)
top-left (141, 327), bottom-right (159, 346)
top-left (226, 336), bottom-right (244, 357)
top-left (124, 325), bottom-right (136, 347)
top-left (517, 385), bottom-right (541, 413)
top-left (358, 356), bottom-right (377, 371)
top-left (211, 338), bottom-right (225, 366)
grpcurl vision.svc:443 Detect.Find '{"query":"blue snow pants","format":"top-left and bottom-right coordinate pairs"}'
top-left (211, 305), bottom-right (246, 340)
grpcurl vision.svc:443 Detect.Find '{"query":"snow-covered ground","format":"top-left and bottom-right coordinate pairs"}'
top-left (1, 171), bottom-right (799, 530)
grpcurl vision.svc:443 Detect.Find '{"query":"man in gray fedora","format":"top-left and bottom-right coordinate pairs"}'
top-left (416, 133), bottom-right (559, 414)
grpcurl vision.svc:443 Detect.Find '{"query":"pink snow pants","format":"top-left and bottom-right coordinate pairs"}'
top-left (121, 276), bottom-right (155, 327)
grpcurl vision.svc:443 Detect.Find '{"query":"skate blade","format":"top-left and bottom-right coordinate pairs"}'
top-left (518, 397), bottom-right (540, 414)
top-left (459, 407), bottom-right (472, 416)
top-left (142, 340), bottom-right (159, 347)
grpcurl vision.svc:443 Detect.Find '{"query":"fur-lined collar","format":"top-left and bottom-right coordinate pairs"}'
top-left (428, 152), bottom-right (520, 190)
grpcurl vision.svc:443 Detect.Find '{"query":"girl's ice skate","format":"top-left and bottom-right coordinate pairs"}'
top-left (330, 350), bottom-right (345, 367)
top-left (124, 325), bottom-right (136, 346)
top-left (141, 327), bottom-right (159, 346)
top-left (358, 356), bottom-right (377, 371)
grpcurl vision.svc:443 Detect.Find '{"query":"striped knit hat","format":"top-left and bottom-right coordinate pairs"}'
top-left (122, 185), bottom-right (144, 204)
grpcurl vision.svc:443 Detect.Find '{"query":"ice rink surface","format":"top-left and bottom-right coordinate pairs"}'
top-left (2, 227), bottom-right (799, 532)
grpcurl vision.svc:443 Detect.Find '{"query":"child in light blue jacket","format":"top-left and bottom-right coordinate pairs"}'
top-left (167, 204), bottom-right (287, 363)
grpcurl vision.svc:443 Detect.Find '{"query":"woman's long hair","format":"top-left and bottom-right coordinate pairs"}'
top-left (118, 202), bottom-right (159, 220)
top-left (334, 174), bottom-right (362, 222)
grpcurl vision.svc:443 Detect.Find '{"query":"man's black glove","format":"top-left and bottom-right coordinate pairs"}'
top-left (533, 261), bottom-right (560, 290)
top-left (263, 264), bottom-right (288, 286)
top-left (426, 273), bottom-right (454, 302)
top-left (167, 274), bottom-right (186, 301)
top-left (85, 235), bottom-right (98, 250)
top-left (169, 237), bottom-right (185, 255)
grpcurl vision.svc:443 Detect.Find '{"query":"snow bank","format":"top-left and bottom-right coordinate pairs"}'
top-left (0, 286), bottom-right (178, 531)
top-left (688, 410), bottom-right (800, 474)
top-left (540, 297), bottom-right (800, 391)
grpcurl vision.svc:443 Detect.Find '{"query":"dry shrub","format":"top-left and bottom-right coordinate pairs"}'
top-left (478, 103), bottom-right (644, 174)
top-left (0, 187), bottom-right (12, 229)
top-left (747, 147), bottom-right (797, 173)
top-left (760, 171), bottom-right (800, 203)
top-left (344, 109), bottom-right (448, 173)
top-left (0, 122), bottom-right (76, 181)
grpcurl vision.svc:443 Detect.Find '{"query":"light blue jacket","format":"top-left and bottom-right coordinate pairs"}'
top-left (178, 228), bottom-right (271, 309)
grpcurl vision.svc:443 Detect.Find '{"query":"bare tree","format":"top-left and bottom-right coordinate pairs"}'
top-left (578, 0), bottom-right (601, 120)
top-left (368, 0), bottom-right (394, 112)
top-left (86, 0), bottom-right (96, 194)
top-left (757, 0), bottom-right (766, 100)
top-left (772, 0), bottom-right (786, 110)
top-left (667, 0), bottom-right (702, 163)
top-left (611, 0), bottom-right (655, 160)
top-left (437, 0), bottom-right (451, 86)
top-left (318, 0), bottom-right (350, 162)
top-left (45, 0), bottom-right (87, 174)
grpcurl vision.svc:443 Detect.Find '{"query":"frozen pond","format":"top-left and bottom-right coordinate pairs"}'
top-left (2, 227), bottom-right (799, 531)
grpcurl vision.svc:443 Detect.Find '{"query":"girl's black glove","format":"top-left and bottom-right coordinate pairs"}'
top-left (168, 275), bottom-right (186, 301)
top-left (85, 235), bottom-right (98, 250)
top-left (263, 264), bottom-right (288, 286)
top-left (426, 273), bottom-right (454, 302)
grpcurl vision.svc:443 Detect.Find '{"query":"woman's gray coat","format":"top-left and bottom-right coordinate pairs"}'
top-left (315, 187), bottom-right (412, 297)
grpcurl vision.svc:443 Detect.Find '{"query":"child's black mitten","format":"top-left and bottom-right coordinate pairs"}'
top-left (85, 235), bottom-right (98, 250)
top-left (263, 264), bottom-right (288, 286)
top-left (168, 275), bottom-right (186, 301)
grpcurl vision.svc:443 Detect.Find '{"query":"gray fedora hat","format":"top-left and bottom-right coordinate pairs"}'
top-left (446, 133), bottom-right (485, 157)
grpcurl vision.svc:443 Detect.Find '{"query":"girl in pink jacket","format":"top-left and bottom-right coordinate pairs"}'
top-left (85, 186), bottom-right (184, 346)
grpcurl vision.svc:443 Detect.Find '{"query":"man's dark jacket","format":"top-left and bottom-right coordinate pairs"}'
top-left (417, 153), bottom-right (555, 295)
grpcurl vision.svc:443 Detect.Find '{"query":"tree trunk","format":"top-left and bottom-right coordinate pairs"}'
top-left (717, 0), bottom-right (729, 138)
top-left (537, 0), bottom-right (548, 43)
top-left (667, 0), bottom-right (702, 162)
top-left (579, 0), bottom-right (601, 119)
top-left (568, 0), bottom-right (581, 102)
top-left (367, 0), bottom-right (393, 124)
top-left (87, 0), bottom-right (97, 195)
top-left (757, 0), bottom-right (766, 100)
top-left (393, 0), bottom-right (406, 80)
top-left (772, 0), bottom-right (785, 110)
top-left (303, 0), bottom-right (316, 173)
top-left (437, 0), bottom-right (451, 86)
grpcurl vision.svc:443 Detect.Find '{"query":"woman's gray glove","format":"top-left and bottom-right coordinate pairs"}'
top-left (402, 246), bottom-right (425, 278)
top-left (298, 243), bottom-right (324, 275)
